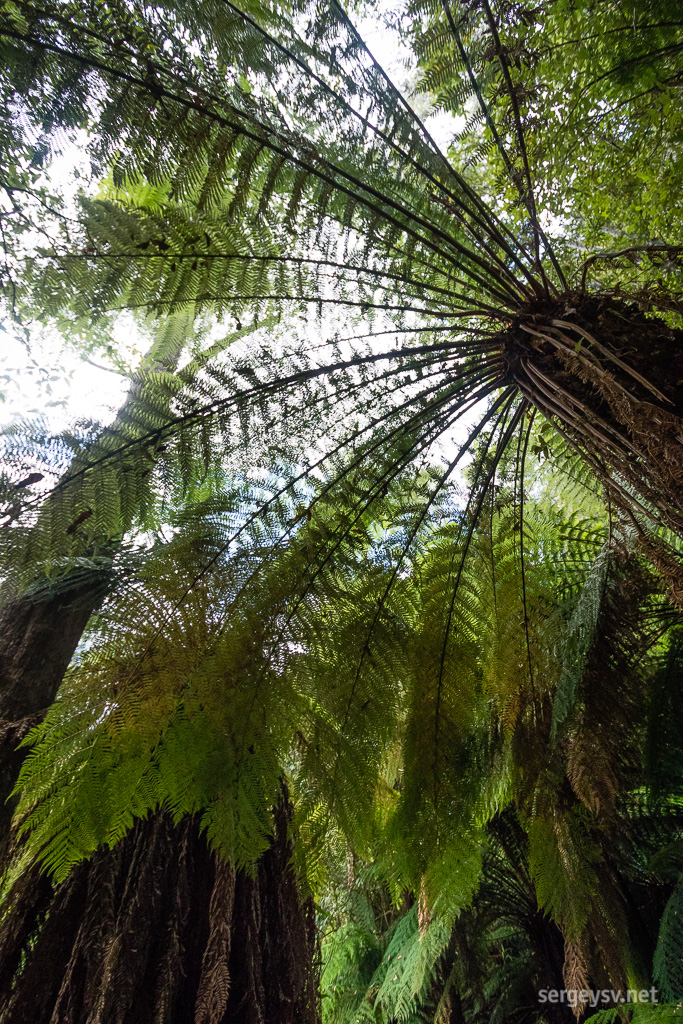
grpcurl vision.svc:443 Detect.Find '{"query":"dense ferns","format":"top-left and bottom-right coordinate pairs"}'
top-left (1, 2), bottom-right (683, 1022)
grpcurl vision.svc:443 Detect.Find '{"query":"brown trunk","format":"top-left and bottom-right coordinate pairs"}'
top-left (0, 586), bottom-right (97, 721)
top-left (0, 577), bottom-right (109, 854)
top-left (502, 295), bottom-right (683, 598)
top-left (0, 798), bottom-right (318, 1024)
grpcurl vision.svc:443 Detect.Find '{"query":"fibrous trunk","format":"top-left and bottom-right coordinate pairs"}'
top-left (502, 295), bottom-right (683, 599)
top-left (0, 576), bottom-right (109, 855)
top-left (0, 799), bottom-right (318, 1024)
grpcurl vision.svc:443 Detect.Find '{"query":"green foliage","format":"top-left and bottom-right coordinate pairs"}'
top-left (654, 881), bottom-right (683, 1001)
top-left (314, 503), bottom-right (683, 1022)
top-left (3, 0), bottom-right (683, 614)
top-left (406, 0), bottom-right (683, 275)
top-left (2, 0), bottom-right (683, 1019)
top-left (12, 446), bottom-right (680, 1023)
top-left (589, 1006), bottom-right (683, 1024)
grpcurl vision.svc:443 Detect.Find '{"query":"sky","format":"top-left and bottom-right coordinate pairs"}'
top-left (0, 139), bottom-right (131, 428)
top-left (0, 328), bottom-right (130, 429)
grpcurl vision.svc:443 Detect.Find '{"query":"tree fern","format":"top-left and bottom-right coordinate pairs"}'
top-left (4, 0), bottom-right (683, 607)
top-left (3, 2), bottom-right (683, 1018)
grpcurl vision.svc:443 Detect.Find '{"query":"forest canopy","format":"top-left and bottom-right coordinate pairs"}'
top-left (1, 1), bottom-right (683, 1022)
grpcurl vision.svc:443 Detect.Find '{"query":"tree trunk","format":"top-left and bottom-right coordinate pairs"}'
top-left (0, 798), bottom-right (318, 1024)
top-left (0, 575), bottom-right (110, 856)
top-left (503, 295), bottom-right (683, 597)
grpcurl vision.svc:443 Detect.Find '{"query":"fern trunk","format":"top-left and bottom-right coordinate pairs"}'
top-left (0, 577), bottom-right (109, 855)
top-left (0, 799), bottom-right (318, 1024)
top-left (502, 296), bottom-right (683, 595)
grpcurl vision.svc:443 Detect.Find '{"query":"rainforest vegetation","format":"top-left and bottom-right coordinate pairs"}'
top-left (1, 0), bottom-right (683, 1021)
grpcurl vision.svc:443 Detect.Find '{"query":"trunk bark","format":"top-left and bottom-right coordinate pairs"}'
top-left (0, 575), bottom-right (110, 856)
top-left (0, 798), bottom-right (318, 1024)
top-left (503, 295), bottom-right (683, 597)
